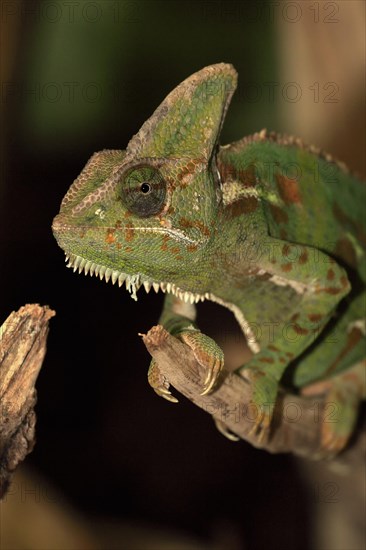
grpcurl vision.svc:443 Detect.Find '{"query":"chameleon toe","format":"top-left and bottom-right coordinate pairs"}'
top-left (148, 358), bottom-right (178, 403)
top-left (214, 418), bottom-right (240, 441)
top-left (179, 330), bottom-right (224, 396)
top-left (154, 388), bottom-right (179, 404)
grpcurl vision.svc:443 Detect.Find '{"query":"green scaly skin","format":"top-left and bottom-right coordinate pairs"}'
top-left (52, 64), bottom-right (366, 455)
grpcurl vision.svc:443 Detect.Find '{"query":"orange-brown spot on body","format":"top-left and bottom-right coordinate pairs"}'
top-left (293, 324), bottom-right (309, 335)
top-left (282, 244), bottom-right (291, 257)
top-left (105, 229), bottom-right (116, 244)
top-left (290, 313), bottom-right (300, 322)
top-left (177, 161), bottom-right (198, 187)
top-left (125, 246), bottom-right (132, 253)
top-left (308, 313), bottom-right (323, 323)
top-left (217, 161), bottom-right (257, 187)
top-left (243, 196), bottom-right (260, 213)
top-left (327, 268), bottom-right (335, 281)
top-left (227, 196), bottom-right (259, 217)
top-left (217, 160), bottom-right (235, 182)
top-left (281, 262), bottom-right (292, 272)
top-left (325, 286), bottom-right (342, 295)
top-left (315, 286), bottom-right (342, 295)
top-left (179, 217), bottom-right (210, 237)
top-left (299, 250), bottom-right (309, 264)
top-left (161, 235), bottom-right (169, 252)
top-left (276, 174), bottom-right (302, 205)
top-left (187, 244), bottom-right (198, 252)
top-left (125, 223), bottom-right (135, 242)
top-left (268, 345), bottom-right (279, 352)
top-left (326, 327), bottom-right (363, 375)
top-left (279, 228), bottom-right (288, 240)
top-left (259, 356), bottom-right (274, 364)
top-left (270, 204), bottom-right (289, 225)
top-left (116, 243), bottom-right (122, 250)
top-left (238, 164), bottom-right (257, 186)
top-left (279, 358), bottom-right (286, 364)
top-left (286, 352), bottom-right (294, 359)
top-left (115, 220), bottom-right (122, 229)
top-left (334, 237), bottom-right (357, 268)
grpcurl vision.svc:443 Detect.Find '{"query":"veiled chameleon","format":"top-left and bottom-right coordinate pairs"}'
top-left (53, 64), bottom-right (365, 454)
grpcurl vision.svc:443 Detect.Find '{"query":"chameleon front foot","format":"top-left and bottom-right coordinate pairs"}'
top-left (179, 328), bottom-right (225, 395)
top-left (148, 358), bottom-right (178, 403)
top-left (147, 328), bottom-right (224, 402)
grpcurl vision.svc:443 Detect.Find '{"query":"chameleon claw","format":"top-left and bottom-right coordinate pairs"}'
top-left (214, 418), bottom-right (240, 441)
top-left (200, 370), bottom-right (218, 395)
top-left (148, 358), bottom-right (178, 403)
top-left (246, 405), bottom-right (272, 444)
top-left (200, 372), bottom-right (214, 395)
top-left (154, 387), bottom-right (179, 403)
top-left (201, 363), bottom-right (219, 394)
top-left (179, 331), bottom-right (224, 396)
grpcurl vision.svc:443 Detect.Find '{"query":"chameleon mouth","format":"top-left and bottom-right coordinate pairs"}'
top-left (65, 253), bottom-right (209, 303)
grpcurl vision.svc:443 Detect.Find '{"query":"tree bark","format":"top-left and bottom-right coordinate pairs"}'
top-left (0, 304), bottom-right (55, 498)
top-left (141, 325), bottom-right (362, 460)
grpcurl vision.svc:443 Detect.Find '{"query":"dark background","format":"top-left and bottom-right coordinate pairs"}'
top-left (1, 1), bottom-right (364, 549)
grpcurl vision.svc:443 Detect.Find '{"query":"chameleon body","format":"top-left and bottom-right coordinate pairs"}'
top-left (52, 64), bottom-right (366, 454)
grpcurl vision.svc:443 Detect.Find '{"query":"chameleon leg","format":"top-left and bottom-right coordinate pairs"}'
top-left (302, 360), bottom-right (365, 456)
top-left (294, 290), bottom-right (366, 384)
top-left (147, 294), bottom-right (225, 401)
top-left (234, 240), bottom-right (352, 442)
top-left (297, 291), bottom-right (366, 454)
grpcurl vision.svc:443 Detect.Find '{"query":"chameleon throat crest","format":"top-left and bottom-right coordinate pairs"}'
top-left (65, 253), bottom-right (210, 303)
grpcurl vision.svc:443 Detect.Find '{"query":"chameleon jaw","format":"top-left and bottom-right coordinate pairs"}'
top-left (64, 253), bottom-right (208, 304)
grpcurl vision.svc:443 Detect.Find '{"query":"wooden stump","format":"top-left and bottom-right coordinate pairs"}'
top-left (0, 304), bottom-right (55, 498)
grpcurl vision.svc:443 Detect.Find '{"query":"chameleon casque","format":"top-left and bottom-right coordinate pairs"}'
top-left (52, 63), bottom-right (366, 454)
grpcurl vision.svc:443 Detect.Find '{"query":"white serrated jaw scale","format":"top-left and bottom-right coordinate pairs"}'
top-left (64, 253), bottom-right (208, 303)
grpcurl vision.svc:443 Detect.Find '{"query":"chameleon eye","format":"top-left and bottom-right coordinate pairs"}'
top-left (120, 166), bottom-right (166, 217)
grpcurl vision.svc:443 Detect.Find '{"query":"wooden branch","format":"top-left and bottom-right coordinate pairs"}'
top-left (142, 325), bottom-right (339, 460)
top-left (0, 304), bottom-right (55, 498)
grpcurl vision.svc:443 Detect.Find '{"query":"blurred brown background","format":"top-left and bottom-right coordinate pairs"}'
top-left (1, 1), bottom-right (365, 549)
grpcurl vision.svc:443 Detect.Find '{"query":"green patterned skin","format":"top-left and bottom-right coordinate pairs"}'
top-left (52, 64), bottom-right (365, 455)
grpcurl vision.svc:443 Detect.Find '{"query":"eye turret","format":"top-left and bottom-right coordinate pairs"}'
top-left (119, 165), bottom-right (166, 217)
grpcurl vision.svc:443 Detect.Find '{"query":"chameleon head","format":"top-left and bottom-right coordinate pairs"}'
top-left (52, 63), bottom-right (238, 300)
